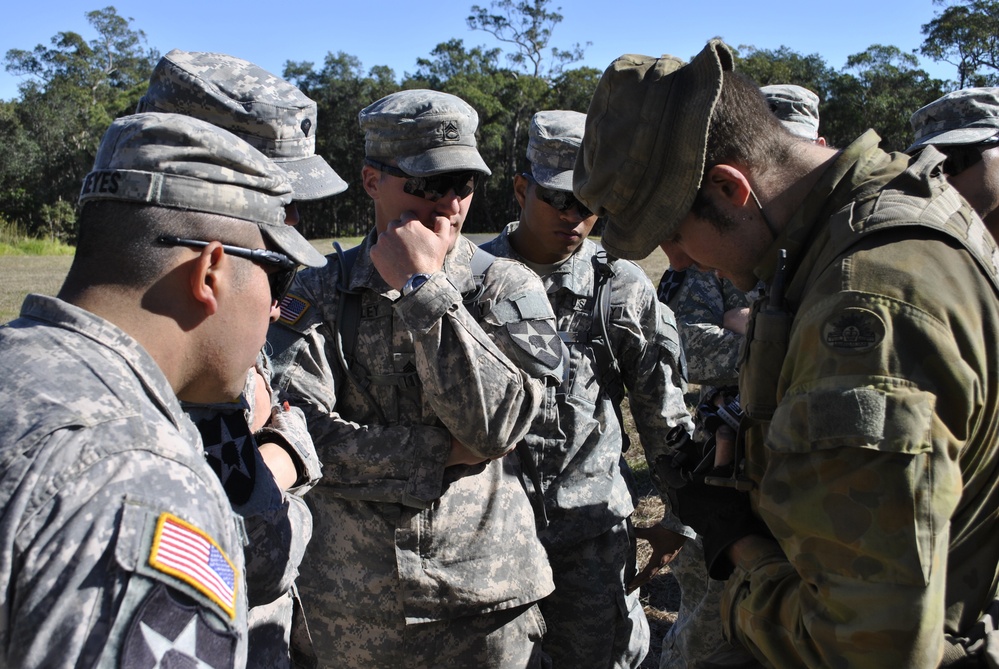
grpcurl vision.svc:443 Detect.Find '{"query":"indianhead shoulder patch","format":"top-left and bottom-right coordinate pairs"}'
top-left (148, 513), bottom-right (238, 619)
top-left (821, 307), bottom-right (886, 353)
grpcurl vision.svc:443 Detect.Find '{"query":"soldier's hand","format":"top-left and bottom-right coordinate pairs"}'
top-left (627, 524), bottom-right (687, 593)
top-left (446, 436), bottom-right (488, 467)
top-left (249, 366), bottom-right (271, 432)
top-left (370, 211), bottom-right (449, 290)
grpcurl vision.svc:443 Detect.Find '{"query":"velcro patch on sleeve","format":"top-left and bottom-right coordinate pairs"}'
top-left (148, 513), bottom-right (238, 620)
top-left (278, 293), bottom-right (311, 326)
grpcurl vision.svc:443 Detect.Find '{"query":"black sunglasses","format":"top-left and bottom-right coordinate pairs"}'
top-left (156, 235), bottom-right (298, 303)
top-left (523, 173), bottom-right (593, 218)
top-left (366, 159), bottom-right (479, 202)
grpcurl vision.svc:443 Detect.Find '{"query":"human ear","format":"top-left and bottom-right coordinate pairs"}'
top-left (361, 165), bottom-right (381, 199)
top-left (189, 243), bottom-right (224, 316)
top-left (704, 164), bottom-right (753, 208)
top-left (513, 174), bottom-right (529, 210)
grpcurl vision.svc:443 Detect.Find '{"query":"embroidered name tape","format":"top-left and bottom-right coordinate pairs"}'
top-left (149, 513), bottom-right (238, 619)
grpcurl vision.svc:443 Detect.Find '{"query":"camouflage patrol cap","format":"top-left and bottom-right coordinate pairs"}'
top-left (760, 84), bottom-right (820, 140)
top-left (527, 110), bottom-right (586, 191)
top-left (574, 40), bottom-right (734, 260)
top-left (79, 112), bottom-right (326, 268)
top-left (137, 49), bottom-right (347, 201)
top-left (906, 87), bottom-right (999, 152)
top-left (358, 89), bottom-right (491, 177)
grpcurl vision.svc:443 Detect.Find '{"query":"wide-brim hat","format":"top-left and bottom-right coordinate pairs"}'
top-left (574, 40), bottom-right (734, 260)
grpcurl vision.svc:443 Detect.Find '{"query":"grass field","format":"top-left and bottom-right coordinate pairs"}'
top-left (0, 233), bottom-right (681, 667)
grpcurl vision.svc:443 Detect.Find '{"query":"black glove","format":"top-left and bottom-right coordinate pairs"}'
top-left (667, 467), bottom-right (769, 580)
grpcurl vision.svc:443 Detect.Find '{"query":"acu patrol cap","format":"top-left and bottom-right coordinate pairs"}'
top-left (79, 112), bottom-right (326, 268)
top-left (760, 84), bottom-right (821, 140)
top-left (906, 87), bottom-right (999, 153)
top-left (137, 49), bottom-right (347, 201)
top-left (359, 89), bottom-right (491, 177)
top-left (526, 110), bottom-right (586, 191)
top-left (574, 39), bottom-right (734, 260)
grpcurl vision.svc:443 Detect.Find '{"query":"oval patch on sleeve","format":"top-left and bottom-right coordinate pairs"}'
top-left (821, 307), bottom-right (886, 353)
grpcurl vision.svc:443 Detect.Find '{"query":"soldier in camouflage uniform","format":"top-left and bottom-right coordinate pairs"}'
top-left (654, 83), bottom-right (820, 669)
top-left (0, 112), bottom-right (326, 668)
top-left (575, 39), bottom-right (999, 667)
top-left (481, 110), bottom-right (693, 669)
top-left (137, 49), bottom-right (349, 668)
top-left (907, 87), bottom-right (999, 239)
top-left (267, 90), bottom-right (564, 668)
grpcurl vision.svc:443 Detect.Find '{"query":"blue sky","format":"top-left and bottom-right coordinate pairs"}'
top-left (1, 0), bottom-right (958, 102)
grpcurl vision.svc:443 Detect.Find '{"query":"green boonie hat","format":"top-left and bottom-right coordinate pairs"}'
top-left (527, 110), bottom-right (586, 191)
top-left (906, 87), bottom-right (999, 153)
top-left (79, 112), bottom-right (326, 268)
top-left (359, 89), bottom-right (491, 177)
top-left (573, 40), bottom-right (734, 260)
top-left (137, 49), bottom-right (347, 201)
top-left (760, 84), bottom-right (820, 140)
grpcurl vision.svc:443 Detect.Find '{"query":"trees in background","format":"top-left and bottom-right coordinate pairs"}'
top-left (2, 7), bottom-right (158, 240)
top-left (0, 0), bottom-right (992, 240)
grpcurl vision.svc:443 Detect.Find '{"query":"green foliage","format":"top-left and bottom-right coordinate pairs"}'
top-left (824, 45), bottom-right (945, 151)
top-left (0, 4), bottom-right (966, 240)
top-left (0, 218), bottom-right (74, 255)
top-left (2, 6), bottom-right (158, 238)
top-left (921, 0), bottom-right (999, 87)
top-left (467, 0), bottom-right (589, 80)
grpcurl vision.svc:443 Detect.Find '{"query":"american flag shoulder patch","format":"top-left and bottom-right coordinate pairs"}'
top-left (148, 513), bottom-right (238, 620)
top-left (279, 293), bottom-right (311, 326)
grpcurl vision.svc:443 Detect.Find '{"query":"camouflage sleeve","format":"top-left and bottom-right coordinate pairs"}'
top-left (393, 260), bottom-right (562, 459)
top-left (268, 281), bottom-right (452, 509)
top-left (722, 251), bottom-right (972, 666)
top-left (672, 268), bottom-right (749, 387)
top-left (5, 429), bottom-right (247, 669)
top-left (610, 262), bottom-right (696, 527)
top-left (251, 353), bottom-right (322, 489)
top-left (242, 490), bottom-right (312, 606)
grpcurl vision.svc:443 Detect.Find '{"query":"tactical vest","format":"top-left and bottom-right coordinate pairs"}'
top-left (737, 150), bottom-right (999, 667)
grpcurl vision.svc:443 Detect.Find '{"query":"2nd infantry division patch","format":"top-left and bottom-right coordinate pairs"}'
top-left (822, 307), bottom-right (886, 353)
top-left (148, 513), bottom-right (238, 619)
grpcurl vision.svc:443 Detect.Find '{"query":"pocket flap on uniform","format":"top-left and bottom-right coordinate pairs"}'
top-left (115, 498), bottom-right (240, 622)
top-left (769, 383), bottom-right (935, 455)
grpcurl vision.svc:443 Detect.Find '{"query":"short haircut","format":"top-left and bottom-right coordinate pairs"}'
top-left (69, 201), bottom-right (261, 290)
top-left (703, 72), bottom-right (796, 177)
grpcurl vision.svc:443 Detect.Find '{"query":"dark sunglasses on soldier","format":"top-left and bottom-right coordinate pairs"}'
top-left (155, 235), bottom-right (298, 303)
top-left (366, 158), bottom-right (479, 202)
top-left (523, 173), bottom-right (593, 218)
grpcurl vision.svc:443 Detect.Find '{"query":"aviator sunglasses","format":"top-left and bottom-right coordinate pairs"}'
top-left (523, 173), bottom-right (593, 218)
top-left (366, 159), bottom-right (480, 202)
top-left (156, 235), bottom-right (298, 303)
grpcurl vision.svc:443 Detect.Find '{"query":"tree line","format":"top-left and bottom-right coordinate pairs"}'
top-left (2, 0), bottom-right (998, 242)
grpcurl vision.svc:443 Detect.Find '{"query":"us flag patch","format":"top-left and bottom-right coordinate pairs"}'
top-left (148, 513), bottom-right (238, 619)
top-left (279, 293), bottom-right (310, 325)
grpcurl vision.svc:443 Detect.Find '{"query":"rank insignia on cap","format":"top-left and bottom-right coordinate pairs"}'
top-left (279, 293), bottom-right (310, 325)
top-left (822, 307), bottom-right (885, 353)
top-left (442, 120), bottom-right (460, 142)
top-left (149, 513), bottom-right (238, 619)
